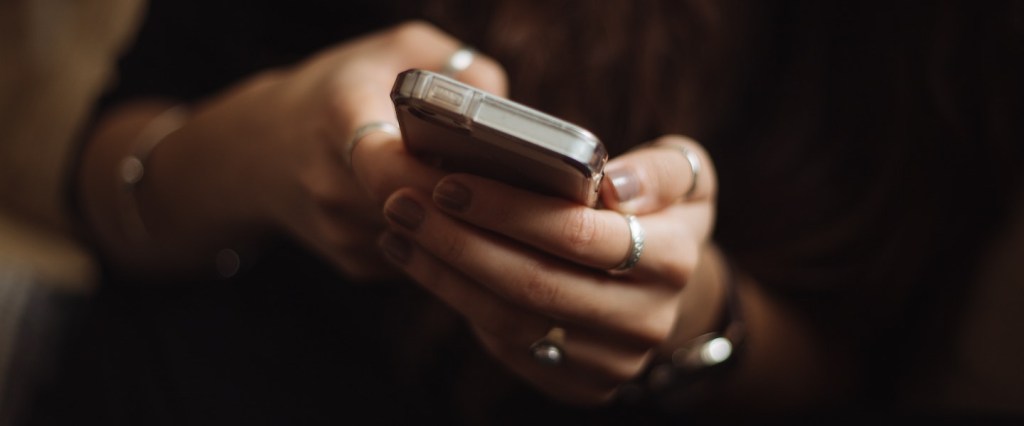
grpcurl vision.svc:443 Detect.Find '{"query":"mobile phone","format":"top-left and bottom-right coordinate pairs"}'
top-left (390, 69), bottom-right (607, 206)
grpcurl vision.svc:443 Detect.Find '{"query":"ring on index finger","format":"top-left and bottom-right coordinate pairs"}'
top-left (441, 46), bottom-right (476, 78)
top-left (609, 213), bottom-right (645, 274)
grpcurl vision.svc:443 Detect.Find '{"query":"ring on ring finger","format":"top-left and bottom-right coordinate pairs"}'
top-left (344, 121), bottom-right (400, 169)
top-left (530, 327), bottom-right (566, 366)
top-left (655, 142), bottom-right (702, 200)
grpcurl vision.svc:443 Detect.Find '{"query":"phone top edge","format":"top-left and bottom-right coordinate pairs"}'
top-left (391, 68), bottom-right (607, 173)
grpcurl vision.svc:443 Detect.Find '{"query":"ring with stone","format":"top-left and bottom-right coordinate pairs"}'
top-left (529, 327), bottom-right (566, 366)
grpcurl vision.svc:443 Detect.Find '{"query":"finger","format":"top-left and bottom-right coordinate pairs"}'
top-left (495, 325), bottom-right (656, 387)
top-left (350, 130), bottom-right (448, 203)
top-left (432, 174), bottom-right (629, 270)
top-left (373, 21), bottom-right (508, 97)
top-left (341, 21), bottom-right (508, 131)
top-left (473, 327), bottom-right (627, 406)
top-left (432, 174), bottom-right (700, 278)
top-left (302, 157), bottom-right (383, 224)
top-left (378, 230), bottom-right (653, 402)
top-left (377, 231), bottom-right (548, 343)
top-left (341, 22), bottom-right (507, 201)
top-left (600, 135), bottom-right (717, 215)
top-left (382, 189), bottom-right (679, 345)
top-left (448, 50), bottom-right (508, 97)
top-left (621, 203), bottom-right (705, 282)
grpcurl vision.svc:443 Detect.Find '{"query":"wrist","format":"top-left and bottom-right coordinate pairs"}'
top-left (80, 101), bottom-right (266, 280)
top-left (118, 105), bottom-right (188, 243)
top-left (658, 243), bottom-right (732, 356)
top-left (617, 243), bottom-right (746, 408)
top-left (649, 249), bottom-right (745, 382)
top-left (134, 104), bottom-right (272, 279)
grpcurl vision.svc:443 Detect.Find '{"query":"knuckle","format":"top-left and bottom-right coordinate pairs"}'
top-left (439, 231), bottom-right (469, 263)
top-left (471, 57), bottom-right (509, 93)
top-left (518, 261), bottom-right (561, 309)
top-left (562, 209), bottom-right (600, 255)
top-left (324, 81), bottom-right (351, 120)
top-left (664, 262), bottom-right (691, 289)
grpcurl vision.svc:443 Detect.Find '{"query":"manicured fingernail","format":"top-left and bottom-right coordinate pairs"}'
top-left (379, 232), bottom-right (412, 264)
top-left (606, 166), bottom-right (641, 203)
top-left (385, 196), bottom-right (425, 231)
top-left (434, 180), bottom-right (471, 212)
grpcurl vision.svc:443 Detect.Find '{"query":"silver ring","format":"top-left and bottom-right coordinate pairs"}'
top-left (659, 144), bottom-right (702, 199)
top-left (441, 46), bottom-right (476, 77)
top-left (345, 121), bottom-right (399, 169)
top-left (529, 327), bottom-right (565, 366)
top-left (610, 214), bottom-right (645, 273)
top-left (680, 146), bottom-right (702, 199)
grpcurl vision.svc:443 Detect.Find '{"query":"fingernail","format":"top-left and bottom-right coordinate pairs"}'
top-left (606, 166), bottom-right (641, 203)
top-left (434, 180), bottom-right (471, 212)
top-left (379, 232), bottom-right (412, 264)
top-left (385, 196), bottom-right (425, 231)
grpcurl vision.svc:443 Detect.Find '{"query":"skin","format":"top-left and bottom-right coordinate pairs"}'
top-left (79, 20), bottom-right (853, 413)
top-left (379, 136), bottom-right (721, 404)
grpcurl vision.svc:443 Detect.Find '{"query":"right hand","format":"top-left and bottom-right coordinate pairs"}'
top-left (377, 135), bottom-right (721, 404)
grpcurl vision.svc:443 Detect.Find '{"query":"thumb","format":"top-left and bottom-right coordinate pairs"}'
top-left (600, 135), bottom-right (716, 215)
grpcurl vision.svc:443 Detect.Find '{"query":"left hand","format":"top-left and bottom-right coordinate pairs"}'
top-left (379, 135), bottom-right (718, 404)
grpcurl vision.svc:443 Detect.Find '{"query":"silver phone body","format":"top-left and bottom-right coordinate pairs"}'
top-left (391, 69), bottom-right (607, 206)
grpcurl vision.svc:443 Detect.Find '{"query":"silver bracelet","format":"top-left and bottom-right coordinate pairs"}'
top-left (118, 105), bottom-right (188, 242)
top-left (617, 253), bottom-right (746, 408)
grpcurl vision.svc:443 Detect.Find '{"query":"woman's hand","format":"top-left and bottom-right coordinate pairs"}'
top-left (236, 21), bottom-right (505, 281)
top-left (80, 21), bottom-right (506, 280)
top-left (379, 135), bottom-right (721, 404)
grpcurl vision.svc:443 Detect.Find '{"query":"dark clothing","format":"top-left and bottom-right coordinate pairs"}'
top-left (30, 2), bottom-right (661, 424)
top-left (31, 0), bottom-right (1024, 424)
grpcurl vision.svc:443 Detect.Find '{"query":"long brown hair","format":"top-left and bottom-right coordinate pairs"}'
top-left (416, 0), bottom-right (765, 155)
